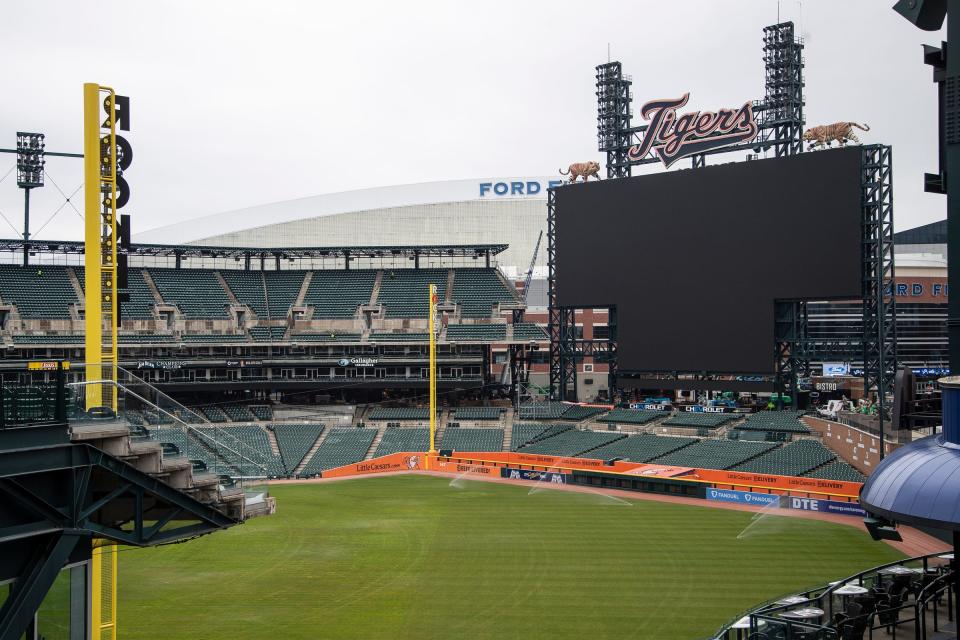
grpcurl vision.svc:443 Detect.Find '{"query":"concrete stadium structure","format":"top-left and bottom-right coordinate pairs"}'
top-left (135, 177), bottom-right (564, 275)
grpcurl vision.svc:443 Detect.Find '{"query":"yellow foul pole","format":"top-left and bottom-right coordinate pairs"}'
top-left (83, 83), bottom-right (103, 410)
top-left (85, 82), bottom-right (120, 640)
top-left (428, 283), bottom-right (438, 460)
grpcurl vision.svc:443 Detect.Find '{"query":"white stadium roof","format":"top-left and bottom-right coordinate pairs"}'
top-left (134, 176), bottom-right (563, 245)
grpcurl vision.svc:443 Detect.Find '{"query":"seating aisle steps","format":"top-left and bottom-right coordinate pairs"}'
top-left (501, 409), bottom-right (514, 450)
top-left (294, 272), bottom-right (312, 307)
top-left (364, 424), bottom-right (388, 460)
top-left (266, 427), bottom-right (281, 456)
top-left (294, 427), bottom-right (333, 476)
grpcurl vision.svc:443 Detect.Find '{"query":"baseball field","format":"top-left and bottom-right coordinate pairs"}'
top-left (117, 475), bottom-right (902, 639)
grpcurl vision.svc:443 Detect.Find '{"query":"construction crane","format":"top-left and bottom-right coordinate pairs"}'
top-left (522, 230), bottom-right (543, 304)
top-left (500, 230), bottom-right (543, 389)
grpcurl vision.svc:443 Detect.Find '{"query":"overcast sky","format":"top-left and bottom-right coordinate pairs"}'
top-left (0, 0), bottom-right (948, 241)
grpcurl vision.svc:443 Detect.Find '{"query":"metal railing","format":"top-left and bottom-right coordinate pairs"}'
top-left (69, 371), bottom-right (271, 480)
top-left (711, 553), bottom-right (956, 640)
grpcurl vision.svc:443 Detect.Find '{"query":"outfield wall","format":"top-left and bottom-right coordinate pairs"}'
top-left (318, 450), bottom-right (865, 514)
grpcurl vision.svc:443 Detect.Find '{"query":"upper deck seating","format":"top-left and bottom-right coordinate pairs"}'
top-left (378, 268), bottom-right (448, 318)
top-left (149, 268), bottom-right (232, 318)
top-left (0, 265), bottom-right (77, 318)
top-left (451, 268), bottom-right (515, 317)
top-left (303, 270), bottom-right (376, 318)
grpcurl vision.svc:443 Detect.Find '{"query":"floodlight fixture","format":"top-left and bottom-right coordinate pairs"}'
top-left (16, 132), bottom-right (45, 189)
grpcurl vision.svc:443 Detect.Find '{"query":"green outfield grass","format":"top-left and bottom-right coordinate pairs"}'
top-left (119, 475), bottom-right (902, 640)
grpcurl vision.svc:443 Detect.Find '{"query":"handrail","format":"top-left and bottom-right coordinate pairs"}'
top-left (68, 378), bottom-right (268, 476)
top-left (709, 551), bottom-right (953, 640)
top-left (116, 365), bottom-right (272, 468)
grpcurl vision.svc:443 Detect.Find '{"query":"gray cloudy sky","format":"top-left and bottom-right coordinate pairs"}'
top-left (0, 0), bottom-right (948, 241)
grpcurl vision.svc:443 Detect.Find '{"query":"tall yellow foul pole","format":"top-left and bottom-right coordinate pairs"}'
top-left (83, 83), bottom-right (103, 410)
top-left (85, 82), bottom-right (120, 640)
top-left (83, 83), bottom-right (119, 413)
top-left (428, 283), bottom-right (438, 462)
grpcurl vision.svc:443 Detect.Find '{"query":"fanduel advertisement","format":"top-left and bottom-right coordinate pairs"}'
top-left (501, 468), bottom-right (566, 484)
top-left (706, 488), bottom-right (780, 506)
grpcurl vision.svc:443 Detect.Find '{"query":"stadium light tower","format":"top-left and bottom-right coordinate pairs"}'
top-left (16, 132), bottom-right (45, 266)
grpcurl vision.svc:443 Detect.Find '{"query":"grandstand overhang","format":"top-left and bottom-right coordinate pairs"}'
top-left (0, 238), bottom-right (508, 261)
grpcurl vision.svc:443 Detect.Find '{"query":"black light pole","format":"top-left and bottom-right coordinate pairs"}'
top-left (15, 132), bottom-right (45, 267)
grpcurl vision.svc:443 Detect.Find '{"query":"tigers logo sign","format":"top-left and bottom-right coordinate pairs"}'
top-left (628, 93), bottom-right (759, 168)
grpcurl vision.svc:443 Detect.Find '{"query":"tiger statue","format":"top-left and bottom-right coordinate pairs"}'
top-left (559, 161), bottom-right (602, 183)
top-left (802, 122), bottom-right (870, 150)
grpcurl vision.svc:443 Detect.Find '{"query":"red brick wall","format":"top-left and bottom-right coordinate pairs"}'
top-left (803, 416), bottom-right (899, 474)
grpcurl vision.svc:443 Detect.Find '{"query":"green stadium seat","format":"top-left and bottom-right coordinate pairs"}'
top-left (652, 439), bottom-right (777, 469)
top-left (303, 270), bottom-right (376, 318)
top-left (452, 407), bottom-right (503, 421)
top-left (584, 433), bottom-right (696, 462)
top-left (598, 409), bottom-right (668, 425)
top-left (374, 427), bottom-right (429, 456)
top-left (512, 323), bottom-right (548, 340)
top-left (734, 439), bottom-right (836, 476)
top-left (439, 427), bottom-right (503, 452)
top-left (299, 428), bottom-right (376, 476)
top-left (663, 413), bottom-right (739, 429)
top-left (149, 268), bottom-right (232, 318)
top-left (445, 324), bottom-right (507, 342)
top-left (450, 268), bottom-right (516, 317)
top-left (368, 407), bottom-right (432, 421)
top-left (517, 428), bottom-right (624, 457)
top-left (272, 423), bottom-right (325, 474)
top-left (378, 268), bottom-right (448, 318)
top-left (0, 265), bottom-right (79, 318)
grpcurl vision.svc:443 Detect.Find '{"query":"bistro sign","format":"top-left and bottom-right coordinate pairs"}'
top-left (627, 93), bottom-right (759, 168)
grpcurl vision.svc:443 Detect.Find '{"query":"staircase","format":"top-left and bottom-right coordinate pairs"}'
top-left (266, 426), bottom-right (281, 456)
top-left (364, 424), bottom-right (388, 460)
top-left (260, 272), bottom-right (272, 320)
top-left (434, 410), bottom-right (450, 448)
top-left (445, 269), bottom-right (455, 303)
top-left (142, 270), bottom-right (165, 304)
top-left (71, 420), bottom-right (272, 521)
top-left (295, 271), bottom-right (312, 307)
top-left (216, 272), bottom-right (240, 305)
top-left (502, 409), bottom-right (514, 451)
top-left (294, 427), bottom-right (332, 476)
top-left (67, 267), bottom-right (84, 299)
top-left (370, 270), bottom-right (383, 305)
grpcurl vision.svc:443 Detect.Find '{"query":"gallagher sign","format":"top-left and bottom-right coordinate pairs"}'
top-left (627, 93), bottom-right (759, 168)
top-left (338, 357), bottom-right (378, 367)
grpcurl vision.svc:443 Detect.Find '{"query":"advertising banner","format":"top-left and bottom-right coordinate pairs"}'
top-left (705, 488), bottom-right (780, 506)
top-left (501, 467), bottom-right (566, 484)
top-left (630, 403), bottom-right (670, 411)
top-left (431, 460), bottom-right (498, 478)
top-left (694, 469), bottom-right (862, 498)
top-left (822, 362), bottom-right (850, 377)
top-left (784, 496), bottom-right (866, 517)
top-left (321, 452), bottom-right (423, 478)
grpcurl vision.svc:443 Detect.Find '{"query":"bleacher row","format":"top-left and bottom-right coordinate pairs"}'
top-left (151, 423), bottom-right (324, 477)
top-left (0, 264), bottom-right (517, 320)
top-left (126, 404), bottom-right (273, 425)
top-left (144, 414), bottom-right (865, 482)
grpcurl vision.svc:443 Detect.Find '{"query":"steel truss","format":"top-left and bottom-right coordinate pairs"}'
top-left (547, 190), bottom-right (618, 401)
top-left (0, 440), bottom-right (237, 640)
top-left (775, 145), bottom-right (896, 414)
top-left (595, 22), bottom-right (804, 175)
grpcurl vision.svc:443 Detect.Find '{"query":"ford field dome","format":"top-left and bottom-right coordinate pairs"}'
top-left (134, 177), bottom-right (564, 274)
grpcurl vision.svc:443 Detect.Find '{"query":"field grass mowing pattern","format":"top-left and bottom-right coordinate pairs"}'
top-left (120, 475), bottom-right (903, 639)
